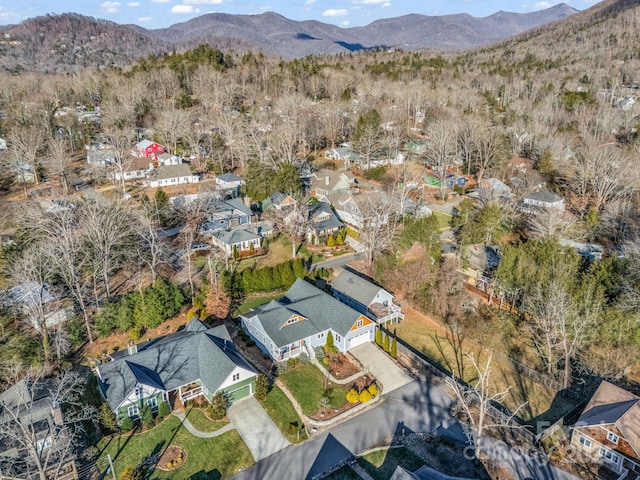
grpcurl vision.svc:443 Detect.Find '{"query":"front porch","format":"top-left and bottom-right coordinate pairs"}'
top-left (170, 383), bottom-right (207, 409)
top-left (276, 340), bottom-right (314, 362)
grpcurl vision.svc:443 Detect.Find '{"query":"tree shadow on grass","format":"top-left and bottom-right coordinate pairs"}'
top-left (187, 468), bottom-right (222, 479)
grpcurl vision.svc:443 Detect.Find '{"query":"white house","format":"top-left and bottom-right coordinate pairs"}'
top-left (147, 164), bottom-right (200, 188)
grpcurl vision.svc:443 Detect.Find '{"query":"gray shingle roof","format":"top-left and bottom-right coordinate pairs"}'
top-left (217, 172), bottom-right (243, 183)
top-left (96, 320), bottom-right (255, 410)
top-left (148, 164), bottom-right (194, 181)
top-left (525, 190), bottom-right (563, 203)
top-left (246, 279), bottom-right (364, 348)
top-left (331, 270), bottom-right (386, 307)
top-left (212, 228), bottom-right (260, 246)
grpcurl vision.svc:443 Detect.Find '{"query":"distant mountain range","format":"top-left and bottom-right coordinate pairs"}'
top-left (0, 4), bottom-right (578, 73)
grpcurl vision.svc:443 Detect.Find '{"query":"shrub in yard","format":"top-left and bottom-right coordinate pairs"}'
top-left (120, 466), bottom-right (147, 480)
top-left (375, 328), bottom-right (382, 347)
top-left (140, 404), bottom-right (154, 429)
top-left (367, 384), bottom-right (379, 397)
top-left (383, 333), bottom-right (389, 352)
top-left (254, 374), bottom-right (269, 402)
top-left (157, 401), bottom-right (171, 420)
top-left (207, 392), bottom-right (227, 420)
top-left (120, 416), bottom-right (134, 432)
top-left (99, 403), bottom-right (119, 434)
top-left (391, 334), bottom-right (397, 358)
top-left (346, 388), bottom-right (359, 404)
top-left (322, 357), bottom-right (330, 365)
top-left (325, 331), bottom-right (336, 353)
top-left (287, 357), bottom-right (300, 368)
top-left (359, 389), bottom-right (372, 403)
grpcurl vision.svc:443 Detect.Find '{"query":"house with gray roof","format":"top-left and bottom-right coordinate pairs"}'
top-left (306, 201), bottom-right (344, 243)
top-left (147, 164), bottom-right (200, 188)
top-left (331, 269), bottom-right (403, 325)
top-left (199, 198), bottom-right (253, 233)
top-left (571, 381), bottom-right (640, 478)
top-left (96, 320), bottom-right (257, 422)
top-left (519, 189), bottom-right (565, 213)
top-left (215, 172), bottom-right (245, 197)
top-left (211, 227), bottom-right (263, 257)
top-left (240, 279), bottom-right (376, 362)
top-left (309, 169), bottom-right (357, 198)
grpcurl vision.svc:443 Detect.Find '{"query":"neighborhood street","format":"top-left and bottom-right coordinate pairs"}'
top-left (229, 378), bottom-right (579, 480)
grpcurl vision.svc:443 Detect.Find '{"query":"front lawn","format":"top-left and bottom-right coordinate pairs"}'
top-left (261, 385), bottom-right (307, 443)
top-left (184, 407), bottom-right (229, 433)
top-left (279, 363), bottom-right (351, 415)
top-left (358, 447), bottom-right (425, 480)
top-left (95, 415), bottom-right (252, 479)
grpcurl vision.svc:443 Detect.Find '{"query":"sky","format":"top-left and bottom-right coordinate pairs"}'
top-left (0, 0), bottom-right (600, 29)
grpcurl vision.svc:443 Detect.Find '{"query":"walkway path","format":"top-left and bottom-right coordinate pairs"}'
top-left (172, 409), bottom-right (234, 438)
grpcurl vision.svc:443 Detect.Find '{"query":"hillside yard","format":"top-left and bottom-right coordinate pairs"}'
top-left (395, 305), bottom-right (578, 424)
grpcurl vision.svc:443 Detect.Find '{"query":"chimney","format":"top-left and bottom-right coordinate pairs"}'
top-left (325, 176), bottom-right (330, 186)
top-left (52, 401), bottom-right (63, 426)
top-left (128, 340), bottom-right (137, 355)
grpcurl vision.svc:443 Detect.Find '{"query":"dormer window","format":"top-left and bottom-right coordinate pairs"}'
top-left (607, 431), bottom-right (619, 444)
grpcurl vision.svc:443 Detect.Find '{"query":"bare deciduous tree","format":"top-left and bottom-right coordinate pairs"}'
top-left (0, 367), bottom-right (96, 480)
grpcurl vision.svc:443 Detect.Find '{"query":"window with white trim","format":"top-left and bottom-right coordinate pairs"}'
top-left (357, 319), bottom-right (364, 328)
top-left (579, 435), bottom-right (591, 448)
top-left (607, 431), bottom-right (619, 444)
top-left (600, 447), bottom-right (620, 464)
top-left (233, 373), bottom-right (240, 381)
top-left (127, 405), bottom-right (139, 418)
top-left (147, 397), bottom-right (158, 409)
top-left (335, 334), bottom-right (342, 343)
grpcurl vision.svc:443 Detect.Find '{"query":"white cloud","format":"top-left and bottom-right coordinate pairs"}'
top-left (137, 16), bottom-right (152, 22)
top-left (532, 1), bottom-right (553, 9)
top-left (171, 4), bottom-right (201, 13)
top-left (340, 20), bottom-right (350, 26)
top-left (353, 0), bottom-right (387, 4)
top-left (150, 0), bottom-right (170, 3)
top-left (322, 8), bottom-right (348, 16)
top-left (184, 0), bottom-right (224, 4)
top-left (382, 2), bottom-right (390, 6)
top-left (127, 2), bottom-right (140, 6)
top-left (100, 1), bottom-right (121, 13)
top-left (305, 0), bottom-right (316, 4)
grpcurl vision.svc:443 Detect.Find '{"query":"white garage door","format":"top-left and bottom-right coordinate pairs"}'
top-left (349, 331), bottom-right (371, 349)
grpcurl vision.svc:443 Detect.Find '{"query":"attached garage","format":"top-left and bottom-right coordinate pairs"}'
top-left (348, 331), bottom-right (371, 349)
top-left (225, 383), bottom-right (253, 403)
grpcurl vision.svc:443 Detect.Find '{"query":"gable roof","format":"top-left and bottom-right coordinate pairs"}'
top-left (96, 320), bottom-right (255, 411)
top-left (309, 169), bottom-right (356, 191)
top-left (244, 279), bottom-right (364, 348)
top-left (136, 139), bottom-right (159, 149)
top-left (576, 381), bottom-right (640, 457)
top-left (148, 164), bottom-right (194, 181)
top-left (307, 202), bottom-right (344, 232)
top-left (217, 172), bottom-right (243, 183)
top-left (212, 228), bottom-right (260, 246)
top-left (525, 190), bottom-right (563, 203)
top-left (331, 269), bottom-right (387, 307)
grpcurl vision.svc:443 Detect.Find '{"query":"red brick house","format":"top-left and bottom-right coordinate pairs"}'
top-left (571, 381), bottom-right (640, 479)
top-left (134, 140), bottom-right (165, 160)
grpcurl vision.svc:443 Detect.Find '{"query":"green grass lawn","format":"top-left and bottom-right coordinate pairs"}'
top-left (184, 407), bottom-right (229, 433)
top-left (431, 210), bottom-right (452, 229)
top-left (358, 447), bottom-right (425, 480)
top-left (95, 415), bottom-right (253, 479)
top-left (233, 293), bottom-right (283, 317)
top-left (279, 363), bottom-right (351, 415)
top-left (261, 385), bottom-right (307, 443)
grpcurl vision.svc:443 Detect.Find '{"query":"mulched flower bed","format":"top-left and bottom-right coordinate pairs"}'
top-left (157, 445), bottom-right (187, 471)
top-left (321, 351), bottom-right (361, 378)
top-left (308, 374), bottom-right (376, 421)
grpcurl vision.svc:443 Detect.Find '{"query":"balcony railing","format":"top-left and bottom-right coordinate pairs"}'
top-left (181, 386), bottom-right (203, 401)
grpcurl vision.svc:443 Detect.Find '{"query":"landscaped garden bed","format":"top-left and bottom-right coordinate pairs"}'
top-left (157, 445), bottom-right (187, 471)
top-left (316, 350), bottom-right (361, 379)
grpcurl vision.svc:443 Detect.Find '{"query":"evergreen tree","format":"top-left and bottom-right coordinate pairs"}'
top-left (391, 331), bottom-right (397, 358)
top-left (254, 374), bottom-right (270, 402)
top-left (376, 328), bottom-right (383, 347)
top-left (383, 332), bottom-right (390, 352)
top-left (325, 330), bottom-right (335, 352)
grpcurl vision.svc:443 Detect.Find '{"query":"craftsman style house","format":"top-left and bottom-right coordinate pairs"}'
top-left (96, 320), bottom-right (257, 422)
top-left (308, 169), bottom-right (358, 198)
top-left (240, 279), bottom-right (376, 361)
top-left (571, 381), bottom-right (640, 478)
top-left (331, 269), bottom-right (404, 325)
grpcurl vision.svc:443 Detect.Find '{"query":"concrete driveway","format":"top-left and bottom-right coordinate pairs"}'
top-left (227, 396), bottom-right (290, 462)
top-left (350, 342), bottom-right (413, 395)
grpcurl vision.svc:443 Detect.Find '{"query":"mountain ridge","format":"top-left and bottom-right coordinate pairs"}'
top-left (0, 4), bottom-right (579, 73)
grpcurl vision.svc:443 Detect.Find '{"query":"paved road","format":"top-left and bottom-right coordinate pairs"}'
top-left (311, 251), bottom-right (365, 271)
top-left (229, 380), bottom-right (455, 480)
top-left (227, 396), bottom-right (290, 462)
top-left (229, 378), bottom-right (580, 480)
